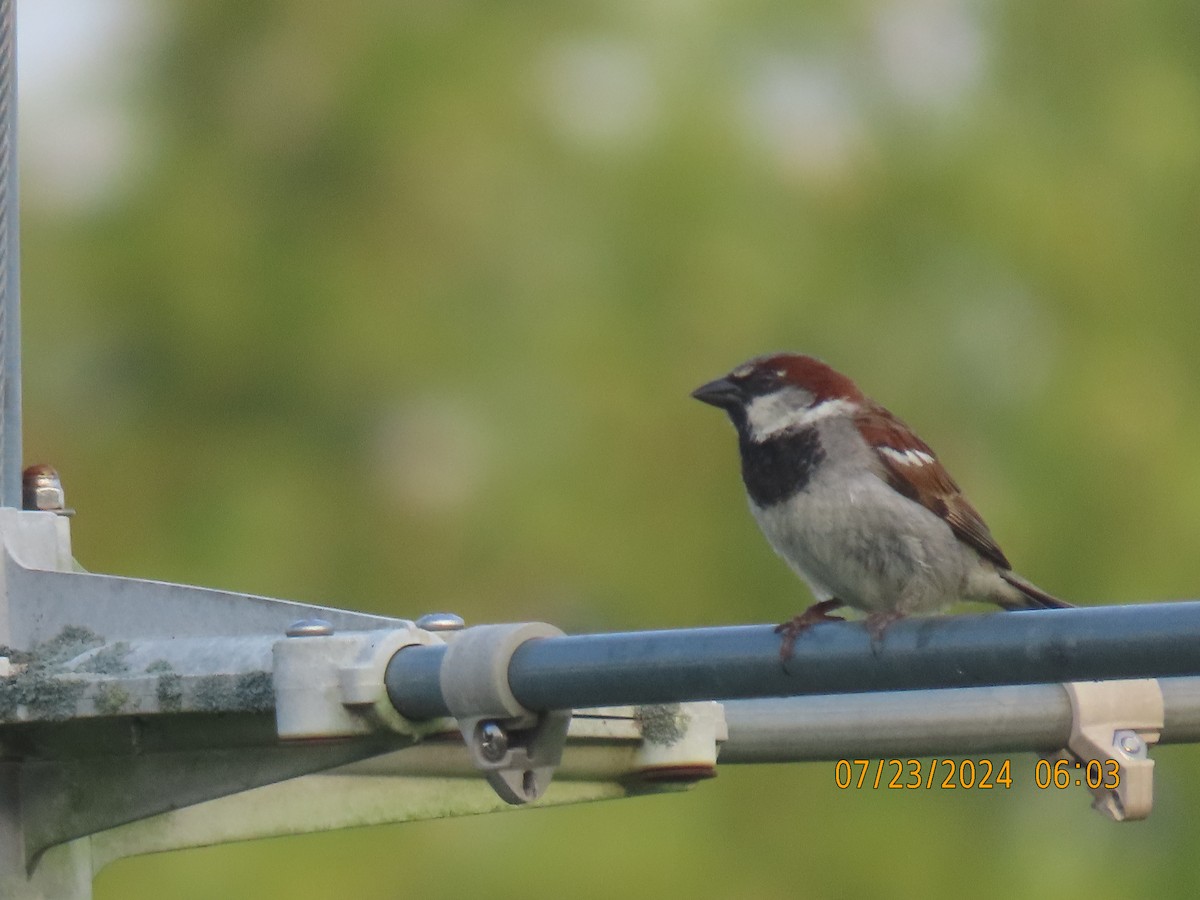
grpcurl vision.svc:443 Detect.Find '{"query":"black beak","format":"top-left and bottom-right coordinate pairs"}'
top-left (691, 376), bottom-right (744, 409)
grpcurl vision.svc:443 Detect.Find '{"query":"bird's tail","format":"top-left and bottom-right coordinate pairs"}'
top-left (996, 569), bottom-right (1073, 610)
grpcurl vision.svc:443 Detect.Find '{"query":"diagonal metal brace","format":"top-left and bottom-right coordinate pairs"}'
top-left (1054, 679), bottom-right (1163, 821)
top-left (439, 623), bottom-right (570, 805)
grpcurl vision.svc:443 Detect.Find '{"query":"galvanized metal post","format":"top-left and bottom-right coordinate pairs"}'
top-left (0, 0), bottom-right (18, 509)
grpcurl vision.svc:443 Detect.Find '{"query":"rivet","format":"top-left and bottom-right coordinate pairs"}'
top-left (286, 618), bottom-right (334, 637)
top-left (416, 612), bottom-right (465, 632)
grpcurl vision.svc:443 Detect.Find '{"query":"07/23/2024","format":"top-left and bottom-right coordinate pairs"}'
top-left (833, 758), bottom-right (1121, 791)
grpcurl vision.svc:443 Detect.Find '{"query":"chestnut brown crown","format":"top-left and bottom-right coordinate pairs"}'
top-left (691, 352), bottom-right (862, 411)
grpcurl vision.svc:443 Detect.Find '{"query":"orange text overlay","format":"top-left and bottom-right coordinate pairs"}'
top-left (833, 758), bottom-right (1122, 791)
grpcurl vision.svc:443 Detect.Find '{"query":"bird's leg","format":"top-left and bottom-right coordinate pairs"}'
top-left (775, 599), bottom-right (845, 661)
top-left (864, 610), bottom-right (904, 646)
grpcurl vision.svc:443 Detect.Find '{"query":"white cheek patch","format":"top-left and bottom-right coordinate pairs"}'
top-left (746, 393), bottom-right (856, 442)
top-left (878, 446), bottom-right (936, 467)
top-left (797, 397), bottom-right (857, 426)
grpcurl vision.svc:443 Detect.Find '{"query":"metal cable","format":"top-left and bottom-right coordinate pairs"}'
top-left (0, 0), bottom-right (19, 509)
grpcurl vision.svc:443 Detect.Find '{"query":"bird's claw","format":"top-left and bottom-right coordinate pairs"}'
top-left (864, 610), bottom-right (904, 649)
top-left (775, 599), bottom-right (845, 662)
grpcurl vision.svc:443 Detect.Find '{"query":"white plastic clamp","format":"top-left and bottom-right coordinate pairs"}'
top-left (1053, 679), bottom-right (1163, 821)
top-left (275, 625), bottom-right (444, 740)
top-left (439, 622), bottom-right (570, 805)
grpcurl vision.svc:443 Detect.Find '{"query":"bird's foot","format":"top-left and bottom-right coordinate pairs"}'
top-left (864, 610), bottom-right (904, 648)
top-left (775, 599), bottom-right (845, 661)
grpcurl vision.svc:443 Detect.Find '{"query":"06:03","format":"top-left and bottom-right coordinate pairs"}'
top-left (1034, 758), bottom-right (1120, 790)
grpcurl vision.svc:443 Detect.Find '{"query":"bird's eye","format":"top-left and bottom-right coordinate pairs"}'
top-left (774, 369), bottom-right (787, 379)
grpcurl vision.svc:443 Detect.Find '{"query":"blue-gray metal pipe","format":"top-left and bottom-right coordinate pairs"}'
top-left (0, 0), bottom-right (18, 509)
top-left (386, 602), bottom-right (1200, 721)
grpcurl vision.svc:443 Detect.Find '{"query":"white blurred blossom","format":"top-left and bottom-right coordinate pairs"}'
top-left (536, 37), bottom-right (659, 152)
top-left (741, 55), bottom-right (864, 184)
top-left (18, 0), bottom-right (163, 211)
top-left (871, 0), bottom-right (985, 112)
top-left (374, 398), bottom-right (491, 513)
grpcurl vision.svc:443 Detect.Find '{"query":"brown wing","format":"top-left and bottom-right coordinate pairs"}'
top-left (854, 405), bottom-right (1011, 570)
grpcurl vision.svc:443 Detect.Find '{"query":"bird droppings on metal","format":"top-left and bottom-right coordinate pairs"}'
top-left (635, 703), bottom-right (688, 746)
top-left (193, 672), bottom-right (275, 713)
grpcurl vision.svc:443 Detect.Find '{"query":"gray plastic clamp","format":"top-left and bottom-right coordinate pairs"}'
top-left (439, 622), bottom-right (570, 805)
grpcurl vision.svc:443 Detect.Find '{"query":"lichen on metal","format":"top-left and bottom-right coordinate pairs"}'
top-left (92, 683), bottom-right (132, 716)
top-left (0, 626), bottom-right (103, 721)
top-left (146, 660), bottom-right (183, 712)
top-left (634, 703), bottom-right (688, 747)
top-left (192, 672), bottom-right (275, 713)
top-left (0, 624), bottom-right (103, 667)
top-left (0, 625), bottom-right (279, 721)
top-left (73, 641), bottom-right (132, 675)
top-left (0, 664), bottom-right (86, 721)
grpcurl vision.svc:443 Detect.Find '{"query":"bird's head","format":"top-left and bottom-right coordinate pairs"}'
top-left (691, 353), bottom-right (863, 443)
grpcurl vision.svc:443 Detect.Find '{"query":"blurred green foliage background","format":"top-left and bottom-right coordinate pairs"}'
top-left (15, 0), bottom-right (1200, 896)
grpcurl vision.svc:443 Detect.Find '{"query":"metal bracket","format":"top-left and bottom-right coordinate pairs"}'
top-left (1054, 679), bottom-right (1163, 821)
top-left (274, 625), bottom-right (445, 740)
top-left (439, 622), bottom-right (570, 805)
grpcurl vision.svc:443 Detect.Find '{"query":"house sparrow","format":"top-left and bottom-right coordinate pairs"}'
top-left (692, 353), bottom-right (1070, 659)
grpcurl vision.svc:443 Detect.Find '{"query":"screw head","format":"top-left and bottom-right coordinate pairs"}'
top-left (286, 618), bottom-right (334, 637)
top-left (416, 612), bottom-right (465, 632)
top-left (478, 721), bottom-right (509, 762)
top-left (1117, 731), bottom-right (1143, 755)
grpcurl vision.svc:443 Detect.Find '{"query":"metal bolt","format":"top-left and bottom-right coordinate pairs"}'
top-left (286, 618), bottom-right (334, 637)
top-left (1116, 731), bottom-right (1143, 755)
top-left (416, 612), bottom-right (465, 632)
top-left (478, 721), bottom-right (509, 762)
top-left (22, 464), bottom-right (73, 516)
